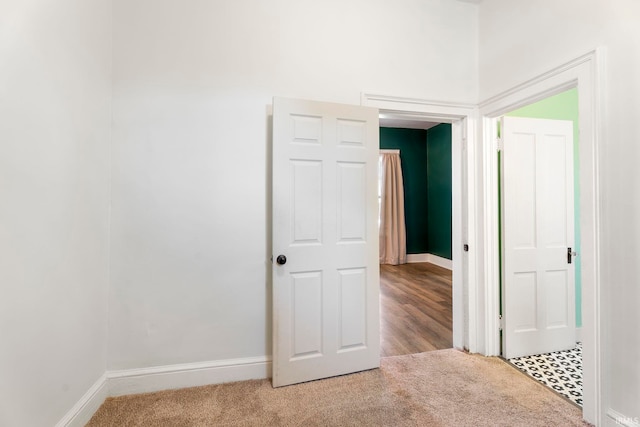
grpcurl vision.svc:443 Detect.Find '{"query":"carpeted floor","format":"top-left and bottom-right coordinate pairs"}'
top-left (87, 349), bottom-right (589, 426)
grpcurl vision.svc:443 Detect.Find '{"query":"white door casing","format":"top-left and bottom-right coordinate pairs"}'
top-left (502, 116), bottom-right (575, 359)
top-left (272, 97), bottom-right (380, 387)
top-left (362, 93), bottom-right (478, 353)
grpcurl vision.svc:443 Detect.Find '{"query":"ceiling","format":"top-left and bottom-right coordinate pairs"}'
top-left (379, 113), bottom-right (441, 131)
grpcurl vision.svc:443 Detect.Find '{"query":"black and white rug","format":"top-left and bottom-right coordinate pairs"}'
top-left (508, 343), bottom-right (582, 406)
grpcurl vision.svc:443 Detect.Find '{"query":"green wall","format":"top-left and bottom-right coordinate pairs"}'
top-left (426, 124), bottom-right (452, 259)
top-left (379, 128), bottom-right (429, 254)
top-left (379, 125), bottom-right (452, 259)
top-left (506, 88), bottom-right (582, 327)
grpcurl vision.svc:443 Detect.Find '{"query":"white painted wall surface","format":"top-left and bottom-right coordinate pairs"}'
top-left (108, 0), bottom-right (478, 370)
top-left (479, 0), bottom-right (640, 421)
top-left (0, 1), bottom-right (112, 426)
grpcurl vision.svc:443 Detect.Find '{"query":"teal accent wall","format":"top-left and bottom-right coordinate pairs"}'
top-left (379, 128), bottom-right (429, 254)
top-left (379, 125), bottom-right (452, 259)
top-left (506, 88), bottom-right (582, 327)
top-left (426, 124), bottom-right (452, 259)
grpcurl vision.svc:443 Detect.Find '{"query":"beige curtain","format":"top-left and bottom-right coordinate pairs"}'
top-left (379, 152), bottom-right (407, 265)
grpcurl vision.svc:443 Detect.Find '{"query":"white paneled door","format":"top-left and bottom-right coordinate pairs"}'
top-left (502, 117), bottom-right (576, 359)
top-left (272, 97), bottom-right (380, 387)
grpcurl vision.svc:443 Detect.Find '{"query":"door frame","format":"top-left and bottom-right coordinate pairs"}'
top-left (361, 93), bottom-right (479, 353)
top-left (479, 49), bottom-right (604, 424)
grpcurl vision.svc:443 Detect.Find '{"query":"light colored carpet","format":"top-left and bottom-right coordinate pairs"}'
top-left (87, 349), bottom-right (589, 426)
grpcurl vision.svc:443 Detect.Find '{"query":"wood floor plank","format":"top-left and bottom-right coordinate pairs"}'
top-left (380, 262), bottom-right (453, 357)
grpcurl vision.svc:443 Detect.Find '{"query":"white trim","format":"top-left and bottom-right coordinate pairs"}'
top-left (479, 50), bottom-right (596, 111)
top-left (364, 93), bottom-right (476, 110)
top-left (427, 254), bottom-right (452, 270)
top-left (606, 409), bottom-right (640, 427)
top-left (479, 49), bottom-right (604, 425)
top-left (55, 374), bottom-right (108, 427)
top-left (406, 253), bottom-right (430, 263)
top-left (450, 118), bottom-right (466, 351)
top-left (56, 357), bottom-right (272, 425)
top-left (406, 253), bottom-right (453, 270)
top-left (576, 327), bottom-right (583, 343)
top-left (107, 356), bottom-right (271, 397)
top-left (362, 93), bottom-right (479, 354)
top-left (481, 114), bottom-right (500, 357)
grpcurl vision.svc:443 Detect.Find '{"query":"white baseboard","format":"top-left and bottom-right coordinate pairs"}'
top-left (55, 374), bottom-right (108, 427)
top-left (606, 408), bottom-right (640, 427)
top-left (56, 356), bottom-right (272, 426)
top-left (576, 326), bottom-right (583, 343)
top-left (406, 253), bottom-right (452, 270)
top-left (406, 253), bottom-right (430, 263)
top-left (107, 355), bottom-right (272, 397)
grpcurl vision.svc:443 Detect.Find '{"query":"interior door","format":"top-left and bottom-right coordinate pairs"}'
top-left (502, 116), bottom-right (575, 359)
top-left (272, 97), bottom-right (380, 387)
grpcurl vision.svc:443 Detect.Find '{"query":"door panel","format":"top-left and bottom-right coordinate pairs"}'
top-left (291, 160), bottom-right (322, 244)
top-left (290, 271), bottom-right (323, 360)
top-left (337, 162), bottom-right (366, 242)
top-left (337, 267), bottom-right (367, 351)
top-left (502, 116), bottom-right (575, 359)
top-left (272, 97), bottom-right (380, 387)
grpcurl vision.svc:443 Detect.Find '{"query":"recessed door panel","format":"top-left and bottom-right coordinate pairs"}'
top-left (337, 119), bottom-right (366, 147)
top-left (338, 268), bottom-right (367, 352)
top-left (512, 272), bottom-right (537, 333)
top-left (337, 162), bottom-right (366, 243)
top-left (510, 133), bottom-right (537, 249)
top-left (290, 271), bottom-right (323, 360)
top-left (290, 160), bottom-right (322, 245)
top-left (541, 135), bottom-right (569, 247)
top-left (291, 114), bottom-right (322, 144)
top-left (545, 270), bottom-right (569, 329)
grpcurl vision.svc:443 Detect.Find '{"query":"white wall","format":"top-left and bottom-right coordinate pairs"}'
top-left (479, 0), bottom-right (640, 422)
top-left (108, 0), bottom-right (478, 370)
top-left (0, 1), bottom-right (112, 426)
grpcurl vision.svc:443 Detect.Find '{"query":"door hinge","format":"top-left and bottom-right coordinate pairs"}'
top-left (497, 138), bottom-right (504, 151)
top-left (499, 314), bottom-right (503, 331)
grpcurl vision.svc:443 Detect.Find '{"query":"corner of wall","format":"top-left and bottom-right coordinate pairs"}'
top-left (55, 375), bottom-right (109, 427)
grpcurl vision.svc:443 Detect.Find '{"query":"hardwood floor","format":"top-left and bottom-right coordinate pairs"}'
top-left (380, 262), bottom-right (453, 357)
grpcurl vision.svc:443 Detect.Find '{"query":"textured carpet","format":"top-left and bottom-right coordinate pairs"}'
top-left (87, 349), bottom-right (589, 426)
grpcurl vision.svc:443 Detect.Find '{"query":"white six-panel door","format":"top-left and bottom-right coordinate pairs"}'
top-left (272, 97), bottom-right (380, 387)
top-left (502, 117), bottom-right (575, 359)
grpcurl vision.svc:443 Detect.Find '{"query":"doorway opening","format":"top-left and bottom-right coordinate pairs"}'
top-left (498, 88), bottom-right (583, 407)
top-left (363, 50), bottom-right (602, 424)
top-left (480, 50), bottom-right (603, 424)
top-left (362, 93), bottom-right (478, 355)
top-left (378, 122), bottom-right (454, 357)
